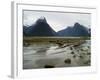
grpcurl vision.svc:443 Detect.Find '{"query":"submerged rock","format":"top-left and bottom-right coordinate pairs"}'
top-left (64, 59), bottom-right (71, 64)
top-left (79, 55), bottom-right (83, 59)
top-left (70, 47), bottom-right (73, 50)
top-left (84, 60), bottom-right (90, 65)
top-left (87, 52), bottom-right (91, 55)
top-left (73, 55), bottom-right (76, 58)
top-left (71, 51), bottom-right (75, 54)
top-left (44, 65), bottom-right (55, 68)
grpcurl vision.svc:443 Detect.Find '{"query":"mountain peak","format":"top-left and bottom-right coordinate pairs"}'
top-left (23, 17), bottom-right (57, 36)
top-left (58, 22), bottom-right (90, 37)
top-left (36, 16), bottom-right (47, 23)
top-left (74, 22), bottom-right (80, 27)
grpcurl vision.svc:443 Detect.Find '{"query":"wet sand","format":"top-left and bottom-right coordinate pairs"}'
top-left (23, 40), bottom-right (91, 69)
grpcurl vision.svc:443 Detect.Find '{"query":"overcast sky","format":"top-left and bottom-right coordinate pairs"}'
top-left (23, 10), bottom-right (91, 32)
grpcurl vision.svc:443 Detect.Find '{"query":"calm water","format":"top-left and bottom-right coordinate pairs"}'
top-left (23, 40), bottom-right (91, 69)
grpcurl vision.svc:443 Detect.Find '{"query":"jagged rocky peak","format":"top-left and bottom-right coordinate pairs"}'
top-left (36, 16), bottom-right (47, 23)
top-left (74, 22), bottom-right (81, 27)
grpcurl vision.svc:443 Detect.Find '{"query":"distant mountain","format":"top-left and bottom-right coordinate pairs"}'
top-left (23, 17), bottom-right (57, 36)
top-left (23, 18), bottom-right (90, 37)
top-left (88, 28), bottom-right (91, 36)
top-left (23, 25), bottom-right (28, 36)
top-left (57, 23), bottom-right (90, 37)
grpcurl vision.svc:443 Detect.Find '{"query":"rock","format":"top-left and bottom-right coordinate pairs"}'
top-left (44, 65), bottom-right (55, 68)
top-left (70, 47), bottom-right (73, 50)
top-left (80, 48), bottom-right (84, 51)
top-left (71, 51), bottom-right (74, 54)
top-left (88, 46), bottom-right (90, 48)
top-left (64, 59), bottom-right (71, 64)
top-left (73, 55), bottom-right (76, 58)
top-left (57, 42), bottom-right (64, 47)
top-left (84, 60), bottom-right (90, 65)
top-left (79, 55), bottom-right (83, 59)
top-left (73, 43), bottom-right (80, 47)
top-left (87, 52), bottom-right (90, 55)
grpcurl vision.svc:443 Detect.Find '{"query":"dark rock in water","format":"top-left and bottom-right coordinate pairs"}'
top-left (71, 52), bottom-right (74, 54)
top-left (79, 55), bottom-right (83, 59)
top-left (80, 48), bottom-right (84, 51)
top-left (64, 59), bottom-right (71, 64)
top-left (73, 43), bottom-right (80, 47)
top-left (57, 43), bottom-right (64, 47)
top-left (87, 52), bottom-right (90, 55)
top-left (84, 60), bottom-right (90, 65)
top-left (88, 46), bottom-right (90, 48)
top-left (44, 65), bottom-right (55, 68)
top-left (73, 55), bottom-right (76, 58)
top-left (55, 40), bottom-right (64, 47)
top-left (70, 47), bottom-right (73, 50)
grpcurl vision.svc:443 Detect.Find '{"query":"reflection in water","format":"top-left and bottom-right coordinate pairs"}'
top-left (23, 40), bottom-right (91, 69)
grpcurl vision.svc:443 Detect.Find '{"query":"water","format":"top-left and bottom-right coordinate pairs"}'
top-left (23, 40), bottom-right (91, 69)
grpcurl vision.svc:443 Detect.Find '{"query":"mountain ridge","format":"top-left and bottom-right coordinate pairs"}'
top-left (57, 22), bottom-right (90, 37)
top-left (23, 17), bottom-right (57, 36)
top-left (23, 17), bottom-right (90, 37)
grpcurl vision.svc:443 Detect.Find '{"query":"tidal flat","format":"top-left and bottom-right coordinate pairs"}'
top-left (23, 37), bottom-right (91, 69)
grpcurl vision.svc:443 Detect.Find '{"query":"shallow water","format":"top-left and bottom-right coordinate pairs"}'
top-left (23, 40), bottom-right (91, 69)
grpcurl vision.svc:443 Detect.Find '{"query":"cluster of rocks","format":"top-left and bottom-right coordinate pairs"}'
top-left (43, 40), bottom-right (90, 68)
